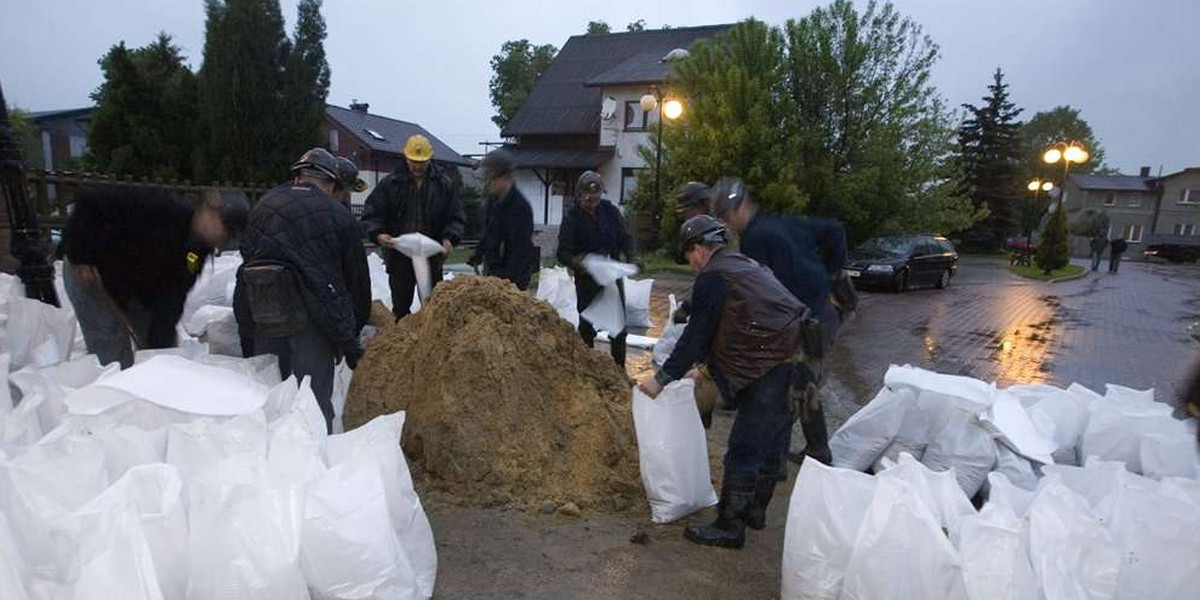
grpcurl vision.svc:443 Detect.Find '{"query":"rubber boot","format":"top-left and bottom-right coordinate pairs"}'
top-left (800, 403), bottom-right (833, 465)
top-left (684, 480), bottom-right (753, 549)
top-left (746, 475), bottom-right (778, 531)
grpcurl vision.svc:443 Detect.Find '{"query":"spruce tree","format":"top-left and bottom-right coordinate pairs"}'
top-left (1035, 199), bottom-right (1070, 273)
top-left (283, 0), bottom-right (330, 164)
top-left (959, 68), bottom-right (1024, 250)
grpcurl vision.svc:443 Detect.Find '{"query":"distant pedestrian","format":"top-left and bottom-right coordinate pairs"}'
top-left (1089, 234), bottom-right (1107, 272)
top-left (474, 150), bottom-right (537, 289)
top-left (1109, 237), bottom-right (1128, 273)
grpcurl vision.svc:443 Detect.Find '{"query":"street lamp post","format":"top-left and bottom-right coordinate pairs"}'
top-left (1025, 179), bottom-right (1055, 262)
top-left (1042, 141), bottom-right (1089, 203)
top-left (640, 89), bottom-right (683, 225)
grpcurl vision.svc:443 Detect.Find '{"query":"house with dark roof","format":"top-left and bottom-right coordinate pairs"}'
top-left (28, 107), bottom-right (96, 171)
top-left (501, 25), bottom-right (731, 225)
top-left (1063, 166), bottom-right (1200, 256)
top-left (322, 102), bottom-right (472, 208)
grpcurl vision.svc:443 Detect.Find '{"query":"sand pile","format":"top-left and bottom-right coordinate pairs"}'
top-left (345, 276), bottom-right (642, 512)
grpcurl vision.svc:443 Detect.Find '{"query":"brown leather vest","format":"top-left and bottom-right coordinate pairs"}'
top-left (706, 250), bottom-right (808, 392)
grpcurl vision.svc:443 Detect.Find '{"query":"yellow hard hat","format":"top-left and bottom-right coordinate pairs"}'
top-left (403, 134), bottom-right (434, 162)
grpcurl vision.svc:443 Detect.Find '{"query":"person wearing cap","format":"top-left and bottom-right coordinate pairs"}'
top-left (556, 170), bottom-right (638, 367)
top-left (710, 177), bottom-right (848, 469)
top-left (62, 184), bottom-right (249, 369)
top-left (472, 150), bottom-right (536, 289)
top-left (362, 134), bottom-right (466, 319)
top-left (674, 181), bottom-right (712, 220)
top-left (333, 156), bottom-right (368, 207)
top-left (234, 147), bottom-right (371, 433)
top-left (638, 215), bottom-right (808, 549)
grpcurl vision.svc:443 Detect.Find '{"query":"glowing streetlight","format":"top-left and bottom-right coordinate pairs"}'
top-left (640, 94), bottom-right (658, 113)
top-left (662, 99), bottom-right (684, 120)
top-left (1042, 141), bottom-right (1088, 204)
top-left (642, 88), bottom-right (685, 219)
top-left (1021, 179), bottom-right (1056, 263)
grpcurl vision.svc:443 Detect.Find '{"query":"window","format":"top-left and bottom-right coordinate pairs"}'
top-left (1174, 223), bottom-right (1196, 236)
top-left (624, 101), bottom-right (651, 131)
top-left (1122, 224), bottom-right (1144, 243)
top-left (1103, 193), bottom-right (1115, 206)
top-left (364, 128), bottom-right (386, 141)
top-left (1180, 189), bottom-right (1200, 204)
top-left (620, 168), bottom-right (645, 204)
top-left (1126, 195), bottom-right (1142, 208)
top-left (69, 136), bottom-right (87, 158)
top-left (329, 128), bottom-right (339, 152)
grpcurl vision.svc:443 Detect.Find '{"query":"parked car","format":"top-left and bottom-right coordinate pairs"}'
top-left (843, 235), bottom-right (958, 292)
top-left (1143, 243), bottom-right (1200, 263)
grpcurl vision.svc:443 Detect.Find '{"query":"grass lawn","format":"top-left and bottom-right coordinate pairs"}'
top-left (1009, 263), bottom-right (1085, 281)
top-left (640, 251), bottom-right (693, 276)
top-left (445, 245), bottom-right (475, 264)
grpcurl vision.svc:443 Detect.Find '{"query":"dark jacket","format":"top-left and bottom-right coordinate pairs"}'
top-left (556, 200), bottom-right (636, 306)
top-left (1110, 238), bottom-right (1128, 256)
top-left (234, 182), bottom-right (371, 352)
top-left (361, 162), bottom-right (465, 271)
top-left (63, 186), bottom-right (208, 349)
top-left (1089, 236), bottom-right (1108, 254)
top-left (658, 249), bottom-right (807, 393)
top-left (740, 212), bottom-right (846, 310)
top-left (480, 186), bottom-right (537, 289)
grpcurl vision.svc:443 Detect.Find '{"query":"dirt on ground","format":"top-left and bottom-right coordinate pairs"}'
top-left (345, 276), bottom-right (643, 512)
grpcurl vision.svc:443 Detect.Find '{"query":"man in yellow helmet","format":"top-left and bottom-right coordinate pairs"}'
top-left (362, 134), bottom-right (465, 319)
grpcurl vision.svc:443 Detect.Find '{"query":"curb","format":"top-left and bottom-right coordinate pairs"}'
top-left (1046, 269), bottom-right (1090, 284)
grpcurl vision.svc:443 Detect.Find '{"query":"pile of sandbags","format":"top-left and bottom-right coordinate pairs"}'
top-left (782, 454), bottom-right (1200, 600)
top-left (0, 346), bottom-right (436, 600)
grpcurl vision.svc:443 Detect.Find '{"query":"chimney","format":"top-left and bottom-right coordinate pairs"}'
top-left (349, 100), bottom-right (369, 113)
top-left (1140, 166), bottom-right (1151, 178)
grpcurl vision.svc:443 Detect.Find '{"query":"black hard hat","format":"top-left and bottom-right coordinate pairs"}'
top-left (335, 156), bottom-right (368, 193)
top-left (290, 147), bottom-right (339, 181)
top-left (677, 214), bottom-right (727, 263)
top-left (480, 149), bottom-right (515, 180)
top-left (710, 177), bottom-right (748, 218)
top-left (577, 170), bottom-right (606, 198)
top-left (674, 181), bottom-right (711, 215)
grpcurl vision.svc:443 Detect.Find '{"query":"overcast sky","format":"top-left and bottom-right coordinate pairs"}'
top-left (3, 0), bottom-right (1197, 174)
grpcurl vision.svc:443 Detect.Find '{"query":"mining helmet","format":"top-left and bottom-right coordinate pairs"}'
top-left (710, 176), bottom-right (748, 219)
top-left (576, 171), bottom-right (605, 199)
top-left (677, 214), bottom-right (727, 263)
top-left (403, 134), bottom-right (435, 162)
top-left (335, 156), bottom-right (368, 193)
top-left (290, 147), bottom-right (339, 181)
top-left (674, 181), bottom-right (711, 216)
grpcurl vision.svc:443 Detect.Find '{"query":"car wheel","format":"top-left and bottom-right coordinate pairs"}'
top-left (936, 269), bottom-right (951, 289)
top-left (893, 270), bottom-right (908, 293)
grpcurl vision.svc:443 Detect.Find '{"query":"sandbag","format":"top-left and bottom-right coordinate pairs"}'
top-left (70, 355), bottom-right (269, 417)
top-left (631, 380), bottom-right (718, 524)
top-left (876, 453), bottom-right (976, 544)
top-left (990, 443), bottom-right (1039, 491)
top-left (831, 386), bottom-right (914, 472)
top-left (959, 504), bottom-right (1039, 600)
top-left (0, 511), bottom-right (29, 600)
top-left (1104, 475), bottom-right (1200, 600)
top-left (1139, 429), bottom-right (1199, 480)
top-left (1027, 476), bottom-right (1120, 600)
top-left (183, 305), bottom-right (242, 357)
top-left (580, 284), bottom-right (626, 336)
top-left (984, 472), bottom-right (1035, 518)
top-left (182, 251), bottom-right (241, 324)
top-left (840, 477), bottom-right (968, 600)
top-left (328, 412), bottom-right (435, 599)
top-left (535, 266), bottom-right (579, 329)
top-left (651, 294), bottom-right (683, 367)
top-left (368, 253), bottom-right (393, 311)
top-left (5, 295), bottom-right (76, 372)
top-left (1025, 384), bottom-right (1094, 465)
top-left (166, 412), bottom-right (268, 490)
top-left (580, 254), bottom-right (638, 287)
top-left (980, 389), bottom-right (1055, 465)
top-left (1080, 395), bottom-right (1174, 473)
top-left (623, 278), bottom-right (654, 328)
top-left (392, 233), bottom-right (445, 306)
top-left (10, 354), bottom-right (117, 435)
top-left (920, 410), bottom-right (997, 498)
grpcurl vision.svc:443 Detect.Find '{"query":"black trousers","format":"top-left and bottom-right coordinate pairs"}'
top-left (389, 255), bottom-right (445, 319)
top-left (256, 329), bottom-right (336, 434)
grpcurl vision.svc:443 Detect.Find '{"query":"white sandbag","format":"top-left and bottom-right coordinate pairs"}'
top-left (0, 386), bottom-right (44, 456)
top-left (69, 355), bottom-right (269, 417)
top-left (1080, 396), bottom-right (1173, 473)
top-left (623, 278), bottom-right (654, 328)
top-left (300, 459), bottom-right (420, 600)
top-left (580, 254), bottom-right (638, 287)
top-left (39, 416), bottom-right (168, 482)
top-left (183, 305), bottom-right (242, 357)
top-left (535, 267), bottom-right (579, 329)
top-left (831, 386), bottom-right (914, 472)
top-left (959, 504), bottom-right (1039, 600)
top-left (195, 353), bottom-right (282, 388)
top-left (53, 464), bottom-right (189, 600)
top-left (182, 252), bottom-right (242, 324)
top-left (1027, 476), bottom-right (1120, 600)
top-left (0, 353), bottom-right (11, 412)
top-left (331, 360), bottom-right (352, 434)
top-left (1104, 383), bottom-right (1153, 404)
top-left (1041, 459), bottom-right (1157, 524)
top-left (631, 381), bottom-right (717, 524)
top-left (883, 364), bottom-right (995, 409)
top-left (5, 295), bottom-right (76, 372)
top-left (1139, 430), bottom-right (1199, 480)
top-left (980, 389), bottom-right (1056, 465)
top-left (10, 354), bottom-right (117, 435)
top-left (651, 294), bottom-right (683, 367)
top-left (368, 253), bottom-right (393, 311)
top-left (328, 412), bottom-right (436, 599)
top-left (984, 472), bottom-right (1035, 518)
top-left (267, 407), bottom-right (327, 485)
top-left (393, 233), bottom-right (445, 307)
top-left (920, 410), bottom-right (997, 498)
top-left (1104, 476), bottom-right (1200, 600)
top-left (780, 459), bottom-right (877, 600)
top-left (580, 283), bottom-right (626, 336)
top-left (184, 457), bottom-right (307, 600)
top-left (876, 453), bottom-right (976, 544)
top-left (134, 340), bottom-right (210, 365)
top-left (0, 511), bottom-right (30, 600)
top-left (1026, 384), bottom-right (1093, 465)
top-left (991, 443), bottom-right (1039, 491)
top-left (840, 477), bottom-right (968, 600)
top-left (1159, 477), bottom-right (1200, 510)
top-left (166, 412), bottom-right (267, 490)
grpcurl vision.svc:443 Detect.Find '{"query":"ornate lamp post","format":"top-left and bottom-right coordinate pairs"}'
top-left (1024, 178), bottom-right (1055, 259)
top-left (639, 89), bottom-right (684, 221)
top-left (0, 81), bottom-right (60, 306)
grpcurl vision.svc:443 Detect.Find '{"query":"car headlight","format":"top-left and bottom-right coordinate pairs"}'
top-left (866, 264), bottom-right (894, 274)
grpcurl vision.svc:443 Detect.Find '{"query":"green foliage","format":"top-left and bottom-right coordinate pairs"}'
top-left (460, 185), bottom-right (485, 239)
top-left (627, 20), bottom-right (647, 32)
top-left (586, 21), bottom-right (611, 35)
top-left (1035, 200), bottom-right (1070, 273)
top-left (1019, 105), bottom-right (1107, 180)
top-left (88, 33), bottom-right (198, 179)
top-left (1010, 263), bottom-right (1083, 281)
top-left (282, 0), bottom-right (331, 164)
top-left (488, 40), bottom-right (557, 129)
top-left (6, 108), bottom-right (44, 170)
top-left (959, 68), bottom-right (1024, 248)
top-left (1070, 208), bottom-right (1110, 238)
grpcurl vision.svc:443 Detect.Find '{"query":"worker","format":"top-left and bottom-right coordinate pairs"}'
top-left (234, 147), bottom-right (371, 433)
top-left (470, 150), bottom-right (537, 289)
top-left (639, 215), bottom-right (809, 549)
top-left (711, 178), bottom-right (846, 468)
top-left (62, 185), bottom-right (248, 368)
top-left (362, 134), bottom-right (465, 319)
top-left (557, 171), bottom-right (638, 368)
top-left (674, 181), bottom-right (712, 220)
top-left (333, 156), bottom-right (368, 208)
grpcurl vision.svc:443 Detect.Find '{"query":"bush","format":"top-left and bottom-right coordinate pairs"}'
top-left (1035, 201), bottom-right (1070, 273)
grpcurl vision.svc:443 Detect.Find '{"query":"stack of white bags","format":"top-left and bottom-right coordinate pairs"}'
top-left (0, 271), bottom-right (437, 600)
top-left (782, 364), bottom-right (1200, 600)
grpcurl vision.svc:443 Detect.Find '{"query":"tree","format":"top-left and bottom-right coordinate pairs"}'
top-left (1035, 199), bottom-right (1070, 273)
top-left (586, 20), bottom-right (611, 35)
top-left (627, 20), bottom-right (646, 32)
top-left (6, 108), bottom-right (44, 170)
top-left (88, 33), bottom-right (198, 179)
top-left (1019, 105), bottom-right (1107, 179)
top-left (488, 40), bottom-right (557, 130)
top-left (282, 0), bottom-right (331, 164)
top-left (959, 68), bottom-right (1024, 249)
